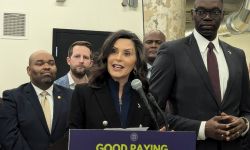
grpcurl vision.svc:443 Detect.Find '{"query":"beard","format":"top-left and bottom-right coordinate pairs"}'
top-left (31, 76), bottom-right (55, 90)
top-left (71, 67), bottom-right (87, 79)
top-left (41, 76), bottom-right (55, 85)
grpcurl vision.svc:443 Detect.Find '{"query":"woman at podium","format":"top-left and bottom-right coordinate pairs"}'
top-left (48, 30), bottom-right (161, 150)
top-left (69, 30), bottom-right (157, 130)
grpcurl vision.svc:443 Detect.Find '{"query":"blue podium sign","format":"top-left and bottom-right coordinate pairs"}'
top-left (69, 129), bottom-right (196, 150)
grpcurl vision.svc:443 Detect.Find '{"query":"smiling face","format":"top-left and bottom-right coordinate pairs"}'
top-left (107, 38), bottom-right (137, 83)
top-left (27, 50), bottom-right (57, 90)
top-left (192, 0), bottom-right (224, 40)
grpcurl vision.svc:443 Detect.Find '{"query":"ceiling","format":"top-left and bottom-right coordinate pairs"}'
top-left (185, 0), bottom-right (245, 32)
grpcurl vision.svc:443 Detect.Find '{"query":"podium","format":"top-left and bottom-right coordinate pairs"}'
top-left (69, 129), bottom-right (196, 150)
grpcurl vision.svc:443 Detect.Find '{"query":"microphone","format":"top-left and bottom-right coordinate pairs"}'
top-left (131, 79), bottom-right (159, 129)
top-left (147, 92), bottom-right (169, 130)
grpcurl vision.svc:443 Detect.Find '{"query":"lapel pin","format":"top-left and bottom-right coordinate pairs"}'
top-left (228, 51), bottom-right (231, 54)
top-left (57, 96), bottom-right (62, 100)
top-left (137, 103), bottom-right (141, 109)
top-left (103, 120), bottom-right (108, 127)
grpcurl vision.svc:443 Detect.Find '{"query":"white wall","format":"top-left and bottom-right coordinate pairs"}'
top-left (1, 0), bottom-right (250, 95)
top-left (0, 0), bottom-right (144, 94)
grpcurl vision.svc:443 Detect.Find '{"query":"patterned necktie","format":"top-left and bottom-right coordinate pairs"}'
top-left (207, 42), bottom-right (221, 102)
top-left (40, 91), bottom-right (52, 132)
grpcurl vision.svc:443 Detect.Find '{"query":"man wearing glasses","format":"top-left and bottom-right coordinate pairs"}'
top-left (150, 0), bottom-right (250, 150)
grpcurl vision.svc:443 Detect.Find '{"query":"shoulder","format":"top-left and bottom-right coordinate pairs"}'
top-left (74, 82), bottom-right (109, 97)
top-left (220, 40), bottom-right (245, 56)
top-left (71, 84), bottom-right (99, 105)
top-left (220, 40), bottom-right (242, 51)
top-left (3, 83), bottom-right (31, 95)
top-left (54, 84), bottom-right (73, 95)
top-left (2, 83), bottom-right (32, 101)
top-left (159, 35), bottom-right (191, 54)
top-left (54, 74), bottom-right (69, 84)
top-left (74, 83), bottom-right (97, 93)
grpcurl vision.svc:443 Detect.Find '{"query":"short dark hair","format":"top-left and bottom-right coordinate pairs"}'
top-left (143, 30), bottom-right (166, 42)
top-left (194, 0), bottom-right (223, 6)
top-left (89, 30), bottom-right (149, 91)
top-left (68, 41), bottom-right (92, 58)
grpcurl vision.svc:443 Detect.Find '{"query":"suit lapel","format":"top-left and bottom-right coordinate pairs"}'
top-left (127, 91), bottom-right (143, 127)
top-left (51, 85), bottom-right (63, 134)
top-left (24, 83), bottom-right (50, 134)
top-left (94, 83), bottom-right (121, 127)
top-left (220, 41), bottom-right (235, 103)
top-left (185, 35), bottom-right (221, 106)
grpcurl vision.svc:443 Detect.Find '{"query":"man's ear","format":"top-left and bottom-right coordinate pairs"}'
top-left (191, 9), bottom-right (195, 21)
top-left (89, 59), bottom-right (93, 67)
top-left (27, 66), bottom-right (31, 76)
top-left (66, 57), bottom-right (70, 65)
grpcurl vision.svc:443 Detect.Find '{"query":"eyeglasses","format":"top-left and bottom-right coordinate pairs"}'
top-left (192, 8), bottom-right (223, 19)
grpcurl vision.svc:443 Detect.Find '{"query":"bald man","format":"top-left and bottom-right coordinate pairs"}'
top-left (0, 50), bottom-right (72, 150)
top-left (143, 30), bottom-right (166, 78)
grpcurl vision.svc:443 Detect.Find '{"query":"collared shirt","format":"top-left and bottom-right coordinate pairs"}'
top-left (68, 72), bottom-right (76, 90)
top-left (194, 29), bottom-right (229, 100)
top-left (68, 72), bottom-right (89, 90)
top-left (32, 83), bottom-right (54, 124)
top-left (147, 63), bottom-right (152, 79)
top-left (193, 29), bottom-right (229, 140)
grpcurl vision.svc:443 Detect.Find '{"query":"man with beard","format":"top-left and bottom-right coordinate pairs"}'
top-left (143, 30), bottom-right (166, 79)
top-left (0, 50), bottom-right (72, 150)
top-left (55, 41), bottom-right (93, 89)
top-left (150, 0), bottom-right (250, 150)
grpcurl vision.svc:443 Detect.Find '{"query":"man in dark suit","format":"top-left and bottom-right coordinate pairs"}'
top-left (150, 0), bottom-right (250, 150)
top-left (143, 30), bottom-right (166, 79)
top-left (0, 50), bottom-right (72, 150)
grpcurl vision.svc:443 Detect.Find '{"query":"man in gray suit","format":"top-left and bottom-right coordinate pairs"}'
top-left (0, 50), bottom-right (72, 150)
top-left (55, 41), bottom-right (93, 89)
top-left (150, 0), bottom-right (250, 150)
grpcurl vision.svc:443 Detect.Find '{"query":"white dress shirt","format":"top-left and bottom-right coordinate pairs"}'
top-left (68, 71), bottom-right (89, 90)
top-left (147, 63), bottom-right (152, 79)
top-left (68, 72), bottom-right (76, 90)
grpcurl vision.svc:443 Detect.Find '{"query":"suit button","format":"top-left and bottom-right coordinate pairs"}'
top-left (103, 120), bottom-right (108, 127)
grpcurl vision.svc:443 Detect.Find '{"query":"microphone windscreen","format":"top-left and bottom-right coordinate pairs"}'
top-left (131, 79), bottom-right (142, 91)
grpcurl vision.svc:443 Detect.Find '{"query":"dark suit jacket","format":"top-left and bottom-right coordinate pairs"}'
top-left (150, 34), bottom-right (250, 150)
top-left (49, 81), bottom-right (156, 150)
top-left (69, 81), bottom-right (155, 129)
top-left (0, 83), bottom-right (73, 150)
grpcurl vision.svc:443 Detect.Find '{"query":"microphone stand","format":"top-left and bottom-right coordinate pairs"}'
top-left (131, 79), bottom-right (159, 130)
top-left (147, 93), bottom-right (169, 130)
top-left (140, 94), bottom-right (160, 130)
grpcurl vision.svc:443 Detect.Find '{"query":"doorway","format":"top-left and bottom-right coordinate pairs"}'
top-left (52, 28), bottom-right (111, 79)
